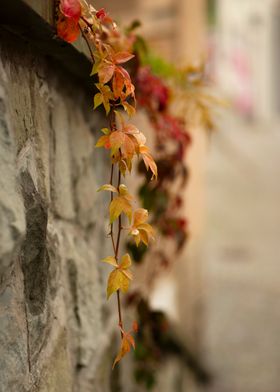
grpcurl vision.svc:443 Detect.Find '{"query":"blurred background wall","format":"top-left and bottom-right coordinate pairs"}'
top-left (95, 1), bottom-right (280, 391)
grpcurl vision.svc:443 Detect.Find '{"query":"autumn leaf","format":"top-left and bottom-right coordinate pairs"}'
top-left (122, 102), bottom-right (136, 117)
top-left (60, 0), bottom-right (81, 21)
top-left (109, 131), bottom-right (125, 155)
top-left (139, 145), bottom-right (158, 179)
top-left (112, 71), bottom-right (125, 99)
top-left (112, 334), bottom-right (131, 368)
top-left (97, 184), bottom-right (118, 193)
top-left (114, 52), bottom-right (135, 64)
top-left (112, 320), bottom-right (137, 368)
top-left (119, 252), bottom-right (132, 270)
top-left (129, 208), bottom-right (155, 246)
top-left (102, 256), bottom-right (118, 267)
top-left (93, 93), bottom-right (103, 110)
top-left (106, 254), bottom-right (133, 298)
top-left (119, 159), bottom-right (128, 177)
top-left (57, 15), bottom-right (80, 43)
top-left (98, 63), bottom-right (115, 84)
top-left (109, 195), bottom-right (132, 223)
top-left (95, 134), bottom-right (111, 148)
top-left (94, 84), bottom-right (114, 115)
top-left (96, 8), bottom-right (113, 24)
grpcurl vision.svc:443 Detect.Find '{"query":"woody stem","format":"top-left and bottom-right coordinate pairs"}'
top-left (109, 112), bottom-right (123, 338)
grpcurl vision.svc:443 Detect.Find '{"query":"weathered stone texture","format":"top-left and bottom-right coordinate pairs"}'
top-left (0, 29), bottom-right (117, 391)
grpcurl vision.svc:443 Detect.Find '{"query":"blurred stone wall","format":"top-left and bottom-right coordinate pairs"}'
top-left (0, 28), bottom-right (120, 392)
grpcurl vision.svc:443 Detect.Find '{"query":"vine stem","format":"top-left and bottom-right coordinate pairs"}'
top-left (109, 113), bottom-right (124, 338)
top-left (80, 25), bottom-right (124, 339)
top-left (78, 24), bottom-right (95, 62)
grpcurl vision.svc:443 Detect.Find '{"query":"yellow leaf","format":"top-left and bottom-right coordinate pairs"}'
top-left (122, 101), bottom-right (135, 117)
top-left (119, 160), bottom-right (127, 176)
top-left (101, 127), bottom-right (110, 135)
top-left (133, 208), bottom-right (148, 226)
top-left (97, 184), bottom-right (118, 193)
top-left (119, 253), bottom-right (131, 269)
top-left (138, 223), bottom-right (155, 236)
top-left (90, 60), bottom-right (100, 76)
top-left (129, 210), bottom-right (155, 246)
top-left (107, 269), bottom-right (130, 299)
top-left (139, 229), bottom-right (149, 246)
top-left (109, 196), bottom-right (132, 223)
top-left (94, 93), bottom-right (103, 109)
top-left (95, 135), bottom-right (110, 148)
top-left (101, 256), bottom-right (118, 267)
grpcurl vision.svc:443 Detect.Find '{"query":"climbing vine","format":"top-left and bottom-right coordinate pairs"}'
top-left (56, 0), bottom-right (219, 379)
top-left (57, 0), bottom-right (157, 367)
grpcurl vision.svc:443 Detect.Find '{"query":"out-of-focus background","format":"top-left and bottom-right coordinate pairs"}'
top-left (95, 0), bottom-right (280, 390)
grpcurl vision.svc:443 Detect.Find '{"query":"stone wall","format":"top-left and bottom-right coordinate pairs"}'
top-left (0, 28), bottom-right (119, 392)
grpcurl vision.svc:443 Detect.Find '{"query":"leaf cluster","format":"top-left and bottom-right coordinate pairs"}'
top-left (57, 0), bottom-right (157, 368)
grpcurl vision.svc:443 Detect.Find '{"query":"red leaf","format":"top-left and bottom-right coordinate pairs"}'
top-left (57, 15), bottom-right (80, 43)
top-left (96, 8), bottom-right (113, 24)
top-left (60, 0), bottom-right (81, 22)
top-left (96, 8), bottom-right (106, 20)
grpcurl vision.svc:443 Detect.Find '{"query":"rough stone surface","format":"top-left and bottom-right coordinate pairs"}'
top-left (0, 28), bottom-right (118, 391)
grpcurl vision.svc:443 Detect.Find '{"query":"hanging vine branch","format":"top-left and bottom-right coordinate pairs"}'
top-left (57, 0), bottom-right (157, 368)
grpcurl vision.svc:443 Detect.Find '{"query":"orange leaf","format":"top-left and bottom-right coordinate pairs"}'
top-left (112, 72), bottom-right (125, 99)
top-left (121, 135), bottom-right (135, 158)
top-left (116, 66), bottom-right (131, 81)
top-left (142, 152), bottom-right (158, 179)
top-left (109, 131), bottom-right (125, 154)
top-left (98, 63), bottom-right (115, 84)
top-left (112, 335), bottom-right (131, 368)
top-left (114, 52), bottom-right (135, 64)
